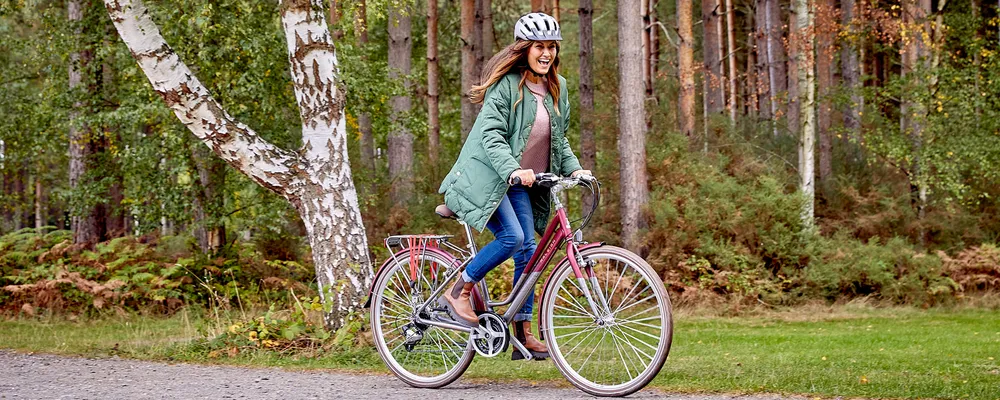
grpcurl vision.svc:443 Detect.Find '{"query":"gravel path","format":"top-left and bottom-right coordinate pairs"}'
top-left (0, 350), bottom-right (795, 399)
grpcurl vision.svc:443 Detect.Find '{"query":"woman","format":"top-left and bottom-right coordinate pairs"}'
top-left (437, 12), bottom-right (592, 360)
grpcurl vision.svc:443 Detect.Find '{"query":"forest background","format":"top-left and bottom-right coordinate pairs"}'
top-left (1, 0), bottom-right (1000, 328)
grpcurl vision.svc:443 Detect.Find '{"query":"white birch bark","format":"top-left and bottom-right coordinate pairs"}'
top-left (794, 0), bottom-right (816, 230)
top-left (103, 0), bottom-right (372, 330)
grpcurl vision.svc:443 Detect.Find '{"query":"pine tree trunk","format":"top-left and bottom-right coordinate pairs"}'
top-left (355, 0), bottom-right (375, 173)
top-left (678, 0), bottom-right (697, 140)
top-left (642, 0), bottom-right (651, 99)
top-left (618, 0), bottom-right (648, 252)
top-left (532, 0), bottom-right (544, 12)
top-left (481, 0), bottom-right (494, 56)
top-left (461, 0), bottom-right (480, 139)
top-left (388, 2), bottom-right (414, 205)
top-left (104, 0), bottom-right (373, 330)
top-left (754, 0), bottom-right (772, 121)
top-left (702, 0), bottom-right (726, 115)
top-left (427, 0), bottom-right (440, 167)
top-left (795, 0), bottom-right (816, 230)
top-left (579, 0), bottom-right (597, 212)
top-left (69, 0), bottom-right (103, 245)
top-left (788, 10), bottom-right (801, 138)
top-left (841, 0), bottom-right (863, 151)
top-left (816, 0), bottom-right (835, 195)
top-left (725, 0), bottom-right (738, 121)
top-left (765, 0), bottom-right (787, 135)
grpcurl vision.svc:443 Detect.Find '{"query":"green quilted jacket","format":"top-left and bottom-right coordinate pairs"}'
top-left (439, 72), bottom-right (583, 233)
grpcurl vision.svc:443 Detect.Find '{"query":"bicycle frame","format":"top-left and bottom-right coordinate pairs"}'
top-left (367, 177), bottom-right (610, 357)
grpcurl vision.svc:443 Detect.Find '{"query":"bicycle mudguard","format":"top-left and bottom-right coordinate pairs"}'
top-left (536, 241), bottom-right (605, 341)
top-left (363, 246), bottom-right (463, 308)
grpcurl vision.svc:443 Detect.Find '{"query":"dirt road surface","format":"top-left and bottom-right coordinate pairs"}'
top-left (0, 350), bottom-right (795, 399)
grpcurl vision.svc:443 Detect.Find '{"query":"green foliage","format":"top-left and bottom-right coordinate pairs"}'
top-left (805, 235), bottom-right (958, 304)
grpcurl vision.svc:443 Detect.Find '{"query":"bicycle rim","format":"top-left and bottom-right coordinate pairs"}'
top-left (542, 246), bottom-right (673, 397)
top-left (371, 250), bottom-right (474, 388)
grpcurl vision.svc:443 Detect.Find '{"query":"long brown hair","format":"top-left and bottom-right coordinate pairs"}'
top-left (469, 40), bottom-right (562, 115)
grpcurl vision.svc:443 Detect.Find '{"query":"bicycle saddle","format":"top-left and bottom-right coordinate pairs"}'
top-left (434, 204), bottom-right (457, 219)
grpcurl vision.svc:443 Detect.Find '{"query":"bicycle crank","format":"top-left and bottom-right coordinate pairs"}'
top-left (470, 311), bottom-right (508, 357)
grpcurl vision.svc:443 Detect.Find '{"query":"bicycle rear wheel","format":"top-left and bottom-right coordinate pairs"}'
top-left (371, 250), bottom-right (474, 388)
top-left (541, 246), bottom-right (672, 397)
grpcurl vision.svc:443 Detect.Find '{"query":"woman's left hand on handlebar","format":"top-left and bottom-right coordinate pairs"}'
top-left (570, 170), bottom-right (593, 179)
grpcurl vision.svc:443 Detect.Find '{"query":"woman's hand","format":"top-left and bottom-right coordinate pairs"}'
top-left (571, 169), bottom-right (593, 178)
top-left (509, 169), bottom-right (536, 186)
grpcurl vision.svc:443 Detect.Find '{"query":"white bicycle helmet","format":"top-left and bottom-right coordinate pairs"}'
top-left (513, 12), bottom-right (562, 41)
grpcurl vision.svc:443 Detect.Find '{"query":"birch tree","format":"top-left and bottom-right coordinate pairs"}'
top-left (102, 0), bottom-right (372, 330)
top-left (794, 0), bottom-right (816, 229)
top-left (619, 0), bottom-right (648, 251)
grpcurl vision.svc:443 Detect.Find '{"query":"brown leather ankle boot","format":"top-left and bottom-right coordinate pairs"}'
top-left (511, 320), bottom-right (549, 360)
top-left (441, 277), bottom-right (478, 327)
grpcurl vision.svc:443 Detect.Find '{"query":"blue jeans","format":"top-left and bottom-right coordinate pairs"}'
top-left (462, 186), bottom-right (538, 321)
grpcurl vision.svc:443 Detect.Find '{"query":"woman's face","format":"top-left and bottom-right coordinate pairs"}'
top-left (527, 40), bottom-right (558, 75)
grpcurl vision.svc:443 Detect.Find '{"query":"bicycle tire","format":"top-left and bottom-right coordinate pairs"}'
top-left (540, 246), bottom-right (673, 397)
top-left (371, 250), bottom-right (475, 388)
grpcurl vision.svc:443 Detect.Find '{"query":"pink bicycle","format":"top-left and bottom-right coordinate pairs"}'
top-left (365, 174), bottom-right (672, 397)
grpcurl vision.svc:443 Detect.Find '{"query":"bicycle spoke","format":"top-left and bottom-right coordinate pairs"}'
top-left (545, 248), bottom-right (672, 395)
top-left (608, 327), bottom-right (635, 382)
top-left (556, 292), bottom-right (592, 316)
top-left (611, 324), bottom-right (655, 361)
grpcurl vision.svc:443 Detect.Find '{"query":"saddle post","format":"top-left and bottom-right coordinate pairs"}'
top-left (460, 221), bottom-right (492, 308)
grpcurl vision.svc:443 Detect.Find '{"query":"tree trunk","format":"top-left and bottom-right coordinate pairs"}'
top-left (678, 0), bottom-right (696, 140)
top-left (618, 0), bottom-right (648, 252)
top-left (754, 0), bottom-right (771, 121)
top-left (642, 0), bottom-right (652, 99)
top-left (702, 0), bottom-right (726, 115)
top-left (788, 10), bottom-right (801, 138)
top-left (901, 0), bottom-right (930, 243)
top-left (794, 0), bottom-right (815, 230)
top-left (461, 0), bottom-right (481, 139)
top-left (388, 2), bottom-right (414, 205)
top-left (355, 0), bottom-right (375, 173)
top-left (532, 0), bottom-right (544, 12)
top-left (69, 0), bottom-right (103, 245)
top-left (816, 0), bottom-right (835, 195)
top-left (189, 141), bottom-right (227, 253)
top-left (481, 0), bottom-right (494, 56)
top-left (725, 0), bottom-right (738, 121)
top-left (34, 172), bottom-right (44, 230)
top-left (841, 0), bottom-right (863, 152)
top-left (104, 0), bottom-right (373, 330)
top-left (579, 0), bottom-right (597, 212)
top-left (427, 0), bottom-right (440, 167)
top-left (765, 0), bottom-right (787, 135)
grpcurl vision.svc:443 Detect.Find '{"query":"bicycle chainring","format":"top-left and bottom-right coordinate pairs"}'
top-left (470, 311), bottom-right (508, 357)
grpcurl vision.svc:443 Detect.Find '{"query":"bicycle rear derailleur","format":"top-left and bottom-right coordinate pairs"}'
top-left (470, 311), bottom-right (508, 357)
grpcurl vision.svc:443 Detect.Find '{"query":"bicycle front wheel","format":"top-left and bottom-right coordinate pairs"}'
top-left (371, 250), bottom-right (475, 388)
top-left (541, 246), bottom-right (673, 397)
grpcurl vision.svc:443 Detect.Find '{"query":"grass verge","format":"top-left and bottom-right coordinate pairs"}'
top-left (1, 305), bottom-right (997, 399)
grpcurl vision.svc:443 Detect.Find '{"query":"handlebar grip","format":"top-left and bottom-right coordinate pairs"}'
top-left (511, 176), bottom-right (522, 186)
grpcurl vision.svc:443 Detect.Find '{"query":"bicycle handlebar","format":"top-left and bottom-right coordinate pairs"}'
top-left (510, 172), bottom-right (594, 187)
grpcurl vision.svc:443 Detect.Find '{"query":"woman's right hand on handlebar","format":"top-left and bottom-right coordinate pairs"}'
top-left (509, 169), bottom-right (535, 186)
